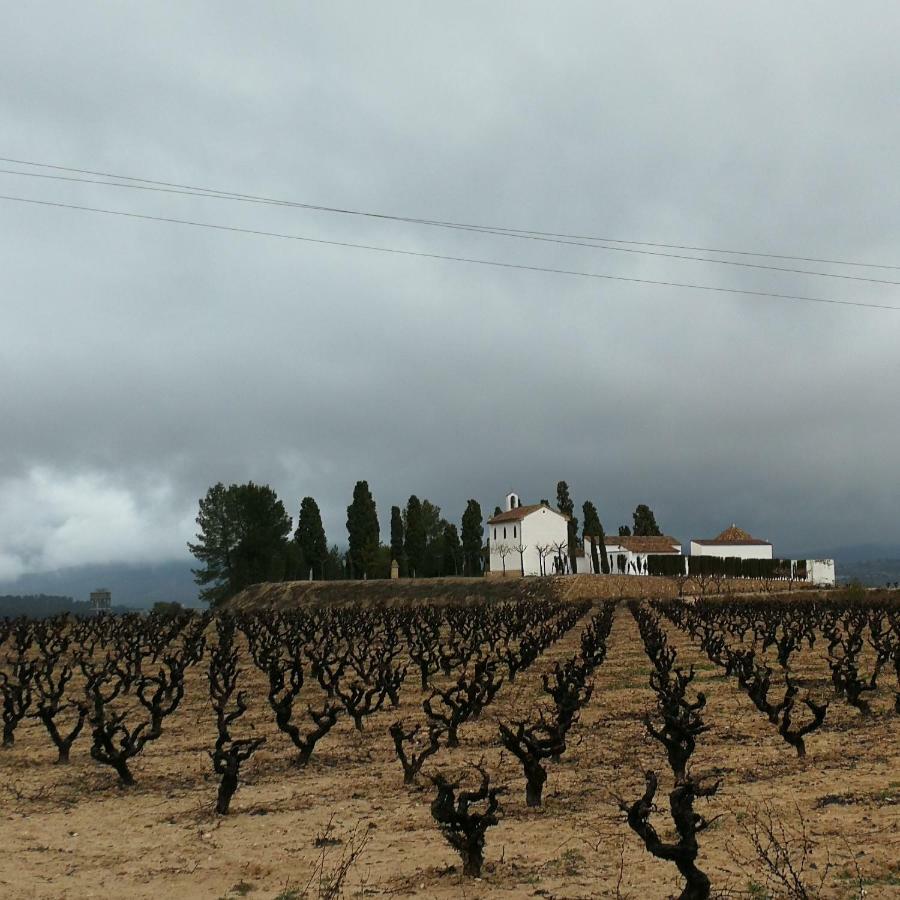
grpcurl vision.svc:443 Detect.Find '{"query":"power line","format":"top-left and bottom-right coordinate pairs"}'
top-left (2, 192), bottom-right (897, 312)
top-left (2, 166), bottom-right (899, 288)
top-left (1, 154), bottom-right (897, 272)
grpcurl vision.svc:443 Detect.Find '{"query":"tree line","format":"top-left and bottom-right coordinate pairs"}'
top-left (188, 479), bottom-right (665, 605)
top-left (555, 480), bottom-right (663, 576)
top-left (188, 481), bottom-right (487, 605)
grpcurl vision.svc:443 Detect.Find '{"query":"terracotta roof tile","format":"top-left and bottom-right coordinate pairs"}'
top-left (601, 535), bottom-right (681, 554)
top-left (694, 524), bottom-right (771, 546)
top-left (488, 503), bottom-right (568, 524)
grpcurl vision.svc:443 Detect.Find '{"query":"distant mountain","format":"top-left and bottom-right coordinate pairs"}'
top-left (787, 543), bottom-right (900, 563)
top-left (0, 560), bottom-right (201, 609)
top-left (833, 558), bottom-right (900, 588)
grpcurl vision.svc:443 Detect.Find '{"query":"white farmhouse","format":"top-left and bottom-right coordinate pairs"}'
top-left (690, 525), bottom-right (773, 560)
top-left (577, 534), bottom-right (682, 574)
top-left (606, 535), bottom-right (682, 575)
top-left (487, 493), bottom-right (569, 576)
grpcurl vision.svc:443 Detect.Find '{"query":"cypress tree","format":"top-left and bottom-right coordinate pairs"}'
top-left (346, 481), bottom-right (379, 579)
top-left (581, 501), bottom-right (610, 574)
top-left (404, 495), bottom-right (427, 578)
top-left (461, 499), bottom-right (484, 577)
top-left (294, 496), bottom-right (328, 580)
top-left (632, 504), bottom-right (662, 537)
top-left (390, 505), bottom-right (406, 576)
top-left (556, 481), bottom-right (578, 574)
top-left (442, 522), bottom-right (462, 576)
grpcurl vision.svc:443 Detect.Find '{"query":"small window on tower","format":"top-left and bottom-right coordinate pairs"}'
top-left (513, 526), bottom-right (517, 539)
top-left (503, 527), bottom-right (507, 539)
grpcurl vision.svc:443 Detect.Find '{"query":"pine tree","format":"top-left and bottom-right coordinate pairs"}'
top-left (404, 495), bottom-right (427, 578)
top-left (294, 497), bottom-right (328, 580)
top-left (556, 481), bottom-right (579, 574)
top-left (461, 499), bottom-right (484, 577)
top-left (346, 481), bottom-right (380, 579)
top-left (632, 504), bottom-right (662, 537)
top-left (189, 481), bottom-right (292, 605)
top-left (619, 525), bottom-right (632, 537)
top-left (390, 505), bottom-right (406, 576)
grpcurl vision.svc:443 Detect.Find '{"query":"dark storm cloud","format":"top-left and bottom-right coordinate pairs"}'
top-left (1, 2), bottom-right (899, 578)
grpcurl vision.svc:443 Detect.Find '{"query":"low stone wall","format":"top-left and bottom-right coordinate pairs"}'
top-left (558, 573), bottom-right (822, 601)
top-left (230, 572), bottom-right (825, 610)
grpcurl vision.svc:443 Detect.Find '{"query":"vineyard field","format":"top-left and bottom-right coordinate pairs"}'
top-left (1, 592), bottom-right (898, 899)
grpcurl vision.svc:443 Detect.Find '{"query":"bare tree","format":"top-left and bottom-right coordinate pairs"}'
top-left (730, 802), bottom-right (835, 900)
top-left (551, 540), bottom-right (568, 574)
top-left (535, 544), bottom-right (550, 576)
top-left (495, 543), bottom-right (512, 577)
top-left (514, 541), bottom-right (528, 576)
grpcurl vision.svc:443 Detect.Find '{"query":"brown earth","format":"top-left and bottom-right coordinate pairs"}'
top-left (1, 601), bottom-right (898, 899)
top-left (230, 573), bottom-right (823, 610)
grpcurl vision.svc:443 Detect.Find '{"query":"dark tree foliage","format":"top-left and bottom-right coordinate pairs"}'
top-left (390, 505), bottom-right (406, 576)
top-left (442, 522), bottom-right (462, 576)
top-left (295, 497), bottom-right (328, 580)
top-left (556, 480), bottom-right (579, 573)
top-left (430, 767), bottom-right (503, 877)
top-left (404, 495), bottom-right (427, 578)
top-left (461, 499), bottom-right (484, 577)
top-left (633, 504), bottom-right (662, 537)
top-left (619, 525), bottom-right (632, 536)
top-left (346, 481), bottom-right (380, 579)
top-left (582, 501), bottom-right (610, 574)
top-left (189, 481), bottom-right (293, 605)
top-left (323, 544), bottom-right (346, 580)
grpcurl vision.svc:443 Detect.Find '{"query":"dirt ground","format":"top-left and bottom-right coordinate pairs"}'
top-left (1, 603), bottom-right (898, 899)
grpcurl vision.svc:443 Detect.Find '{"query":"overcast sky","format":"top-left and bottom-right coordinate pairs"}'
top-left (1, 2), bottom-right (899, 581)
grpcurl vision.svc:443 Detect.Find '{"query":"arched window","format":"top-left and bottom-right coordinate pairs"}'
top-left (493, 527), bottom-right (496, 540)
top-left (503, 527), bottom-right (507, 539)
top-left (513, 526), bottom-right (517, 539)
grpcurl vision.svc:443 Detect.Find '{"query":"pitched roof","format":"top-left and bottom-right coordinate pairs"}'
top-left (693, 524), bottom-right (771, 546)
top-left (600, 534), bottom-right (681, 554)
top-left (488, 503), bottom-right (568, 524)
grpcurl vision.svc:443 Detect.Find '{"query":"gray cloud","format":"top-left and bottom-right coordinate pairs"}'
top-left (2, 2), bottom-right (899, 578)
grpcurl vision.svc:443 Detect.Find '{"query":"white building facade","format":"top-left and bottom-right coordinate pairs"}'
top-left (576, 535), bottom-right (683, 575)
top-left (487, 493), bottom-right (569, 576)
top-left (606, 535), bottom-right (682, 575)
top-left (690, 525), bottom-right (773, 560)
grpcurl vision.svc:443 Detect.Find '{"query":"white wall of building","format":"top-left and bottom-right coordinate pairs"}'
top-left (487, 505), bottom-right (568, 576)
top-left (690, 541), bottom-right (773, 560)
top-left (807, 558), bottom-right (836, 587)
top-left (523, 507), bottom-right (569, 575)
